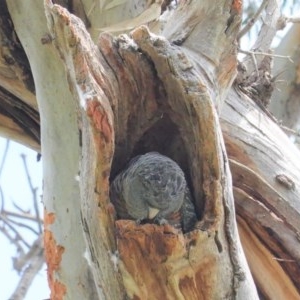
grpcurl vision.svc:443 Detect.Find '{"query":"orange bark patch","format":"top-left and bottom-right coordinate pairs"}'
top-left (44, 210), bottom-right (66, 300)
top-left (116, 220), bottom-right (185, 265)
top-left (232, 0), bottom-right (242, 13)
top-left (50, 280), bottom-right (67, 300)
top-left (86, 100), bottom-right (112, 143)
top-left (177, 256), bottom-right (217, 299)
top-left (44, 211), bottom-right (55, 226)
top-left (179, 275), bottom-right (203, 299)
top-left (116, 221), bottom-right (218, 299)
top-left (116, 221), bottom-right (188, 298)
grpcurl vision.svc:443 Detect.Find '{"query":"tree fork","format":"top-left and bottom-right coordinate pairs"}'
top-left (6, 0), bottom-right (300, 299)
top-left (42, 1), bottom-right (258, 298)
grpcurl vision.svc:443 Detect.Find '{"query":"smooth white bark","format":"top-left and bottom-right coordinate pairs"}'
top-left (7, 1), bottom-right (97, 298)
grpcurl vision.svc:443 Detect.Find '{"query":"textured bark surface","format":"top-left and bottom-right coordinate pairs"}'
top-left (41, 0), bottom-right (258, 298)
top-left (221, 88), bottom-right (300, 298)
top-left (42, 1), bottom-right (260, 298)
top-left (0, 1), bottom-right (39, 150)
top-left (1, 0), bottom-right (300, 299)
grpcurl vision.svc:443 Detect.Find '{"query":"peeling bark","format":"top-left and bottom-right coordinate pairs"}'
top-left (221, 88), bottom-right (300, 298)
top-left (44, 211), bottom-right (67, 299)
top-left (1, 0), bottom-right (300, 299)
top-left (0, 0), bottom-right (39, 150)
top-left (42, 0), bottom-right (258, 298)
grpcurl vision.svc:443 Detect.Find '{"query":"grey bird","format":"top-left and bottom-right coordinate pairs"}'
top-left (110, 152), bottom-right (197, 232)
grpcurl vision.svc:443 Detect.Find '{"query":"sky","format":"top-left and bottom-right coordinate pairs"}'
top-left (0, 138), bottom-right (49, 300)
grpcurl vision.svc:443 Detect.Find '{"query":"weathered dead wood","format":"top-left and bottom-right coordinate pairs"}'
top-left (0, 1), bottom-right (39, 150)
top-left (5, 0), bottom-right (297, 298)
top-left (44, 3), bottom-right (125, 299)
top-left (0, 87), bottom-right (40, 149)
top-left (43, 0), bottom-right (259, 298)
top-left (221, 88), bottom-right (300, 298)
top-left (237, 214), bottom-right (300, 300)
top-left (0, 1), bottom-right (35, 103)
top-left (8, 0), bottom-right (299, 299)
top-left (162, 0), bottom-right (241, 110)
top-left (110, 27), bottom-right (248, 299)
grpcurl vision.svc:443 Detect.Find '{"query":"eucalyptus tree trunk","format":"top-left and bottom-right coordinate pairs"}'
top-left (269, 23), bottom-right (300, 145)
top-left (1, 0), bottom-right (300, 299)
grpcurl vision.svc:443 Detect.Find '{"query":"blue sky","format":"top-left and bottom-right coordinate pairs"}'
top-left (0, 138), bottom-right (49, 300)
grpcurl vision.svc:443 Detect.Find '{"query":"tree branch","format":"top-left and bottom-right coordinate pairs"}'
top-left (9, 236), bottom-right (44, 300)
top-left (238, 0), bottom-right (269, 39)
top-left (20, 154), bottom-right (42, 234)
